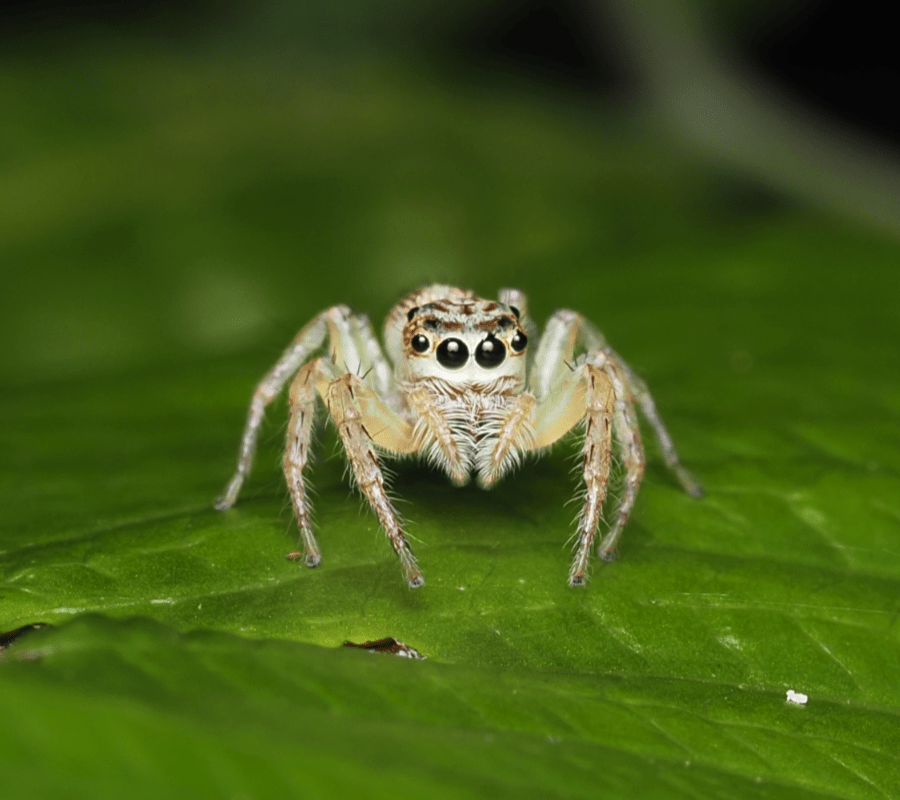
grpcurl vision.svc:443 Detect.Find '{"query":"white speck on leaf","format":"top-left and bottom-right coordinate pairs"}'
top-left (786, 689), bottom-right (808, 705)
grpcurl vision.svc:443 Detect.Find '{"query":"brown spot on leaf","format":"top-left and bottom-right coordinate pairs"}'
top-left (0, 623), bottom-right (50, 657)
top-left (343, 637), bottom-right (427, 659)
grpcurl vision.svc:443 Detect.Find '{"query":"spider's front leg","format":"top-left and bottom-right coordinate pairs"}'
top-left (218, 304), bottom-right (422, 585)
top-left (570, 315), bottom-right (702, 500)
top-left (524, 309), bottom-right (700, 585)
top-left (215, 310), bottom-right (336, 511)
top-left (216, 303), bottom-right (403, 513)
top-left (475, 359), bottom-right (616, 585)
top-left (624, 371), bottom-right (703, 499)
top-left (282, 358), bottom-right (323, 566)
top-left (302, 359), bottom-right (423, 586)
top-left (531, 363), bottom-right (618, 586)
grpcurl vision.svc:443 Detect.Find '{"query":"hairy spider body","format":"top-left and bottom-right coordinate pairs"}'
top-left (216, 285), bottom-right (701, 587)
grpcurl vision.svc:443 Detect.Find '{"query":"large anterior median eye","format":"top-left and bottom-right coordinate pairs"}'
top-left (475, 334), bottom-right (506, 368)
top-left (437, 338), bottom-right (469, 368)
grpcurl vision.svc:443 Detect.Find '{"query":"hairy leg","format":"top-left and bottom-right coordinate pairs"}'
top-left (625, 371), bottom-right (702, 498)
top-left (579, 317), bottom-right (702, 498)
top-left (527, 307), bottom-right (699, 580)
top-left (215, 307), bottom-right (344, 510)
top-left (283, 359), bottom-right (323, 566)
top-left (589, 356), bottom-right (645, 562)
top-left (277, 313), bottom-right (417, 579)
top-left (566, 365), bottom-right (616, 585)
top-left (321, 367), bottom-right (423, 587)
top-left (217, 304), bottom-right (408, 510)
top-left (509, 361), bottom-right (616, 585)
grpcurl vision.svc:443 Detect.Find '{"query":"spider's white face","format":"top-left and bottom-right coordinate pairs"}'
top-left (397, 298), bottom-right (528, 387)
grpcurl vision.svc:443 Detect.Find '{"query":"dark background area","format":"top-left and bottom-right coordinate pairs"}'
top-left (4, 0), bottom-right (899, 147)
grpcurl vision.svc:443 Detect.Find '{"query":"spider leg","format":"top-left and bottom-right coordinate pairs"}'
top-left (215, 307), bottom-right (344, 510)
top-left (516, 362), bottom-right (615, 585)
top-left (332, 308), bottom-right (405, 410)
top-left (283, 358), bottom-right (324, 566)
top-left (527, 308), bottom-right (699, 583)
top-left (498, 287), bottom-right (528, 318)
top-left (314, 361), bottom-right (423, 587)
top-left (535, 310), bottom-right (701, 496)
top-left (578, 319), bottom-right (703, 499)
top-left (589, 355), bottom-right (645, 563)
top-left (620, 369), bottom-right (703, 498)
top-left (570, 365), bottom-right (617, 584)
top-left (276, 309), bottom-right (419, 583)
top-left (216, 304), bottom-right (407, 511)
top-left (529, 309), bottom-right (602, 399)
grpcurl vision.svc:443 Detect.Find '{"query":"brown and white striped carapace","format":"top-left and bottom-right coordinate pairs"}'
top-left (216, 285), bottom-right (702, 587)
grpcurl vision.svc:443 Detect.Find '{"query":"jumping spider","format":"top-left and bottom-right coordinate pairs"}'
top-left (216, 285), bottom-right (702, 587)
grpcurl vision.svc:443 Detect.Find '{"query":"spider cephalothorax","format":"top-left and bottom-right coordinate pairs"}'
top-left (398, 297), bottom-right (527, 383)
top-left (216, 284), bottom-right (701, 587)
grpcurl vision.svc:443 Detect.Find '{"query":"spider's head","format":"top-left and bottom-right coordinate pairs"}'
top-left (400, 299), bottom-right (528, 385)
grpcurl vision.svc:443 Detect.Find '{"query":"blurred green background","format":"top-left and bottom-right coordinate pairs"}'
top-left (2, 2), bottom-right (899, 798)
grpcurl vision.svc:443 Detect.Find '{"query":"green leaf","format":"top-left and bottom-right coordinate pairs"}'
top-left (2, 26), bottom-right (899, 800)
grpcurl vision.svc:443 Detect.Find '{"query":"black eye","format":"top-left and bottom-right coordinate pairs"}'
top-left (412, 334), bottom-right (429, 353)
top-left (437, 338), bottom-right (468, 368)
top-left (510, 306), bottom-right (521, 319)
top-left (475, 335), bottom-right (506, 368)
top-left (511, 331), bottom-right (528, 352)
top-left (406, 306), bottom-right (420, 322)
